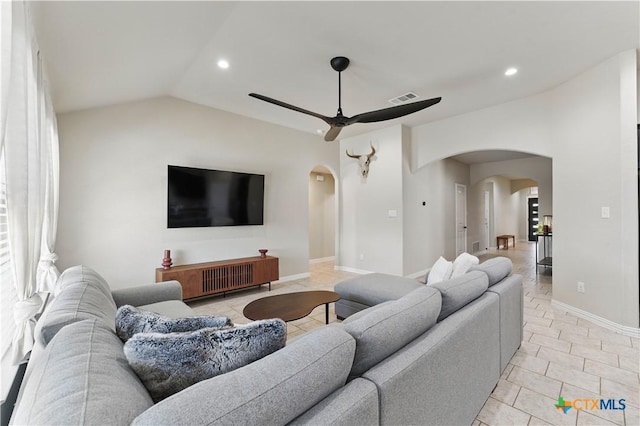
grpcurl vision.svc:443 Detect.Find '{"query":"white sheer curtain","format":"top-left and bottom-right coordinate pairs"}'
top-left (1, 0), bottom-right (60, 365)
top-left (0, 0), bottom-right (11, 149)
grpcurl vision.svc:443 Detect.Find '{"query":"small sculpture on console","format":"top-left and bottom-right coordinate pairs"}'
top-left (162, 250), bottom-right (173, 270)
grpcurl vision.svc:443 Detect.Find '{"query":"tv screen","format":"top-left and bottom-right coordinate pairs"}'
top-left (167, 165), bottom-right (264, 228)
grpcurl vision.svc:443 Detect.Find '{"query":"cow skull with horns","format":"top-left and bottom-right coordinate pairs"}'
top-left (346, 143), bottom-right (376, 180)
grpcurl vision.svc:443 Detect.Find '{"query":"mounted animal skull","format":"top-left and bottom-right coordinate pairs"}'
top-left (346, 143), bottom-right (376, 179)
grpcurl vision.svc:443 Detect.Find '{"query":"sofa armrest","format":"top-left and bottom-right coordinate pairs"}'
top-left (111, 281), bottom-right (183, 307)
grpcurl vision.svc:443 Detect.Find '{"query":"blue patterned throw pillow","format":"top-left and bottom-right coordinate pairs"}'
top-left (123, 319), bottom-right (287, 401)
top-left (115, 305), bottom-right (233, 342)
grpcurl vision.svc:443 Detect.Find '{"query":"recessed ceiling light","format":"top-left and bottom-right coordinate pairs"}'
top-left (316, 129), bottom-right (325, 134)
top-left (504, 67), bottom-right (518, 76)
top-left (217, 59), bottom-right (229, 69)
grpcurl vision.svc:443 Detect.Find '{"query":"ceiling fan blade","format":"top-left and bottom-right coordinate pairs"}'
top-left (347, 97), bottom-right (442, 125)
top-left (249, 93), bottom-right (333, 125)
top-left (324, 126), bottom-right (343, 142)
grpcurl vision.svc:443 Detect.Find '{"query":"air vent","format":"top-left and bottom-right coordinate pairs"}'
top-left (388, 92), bottom-right (419, 105)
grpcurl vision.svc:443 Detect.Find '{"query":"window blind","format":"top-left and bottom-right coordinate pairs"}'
top-left (0, 150), bottom-right (17, 361)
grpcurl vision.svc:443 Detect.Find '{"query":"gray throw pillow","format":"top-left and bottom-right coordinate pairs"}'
top-left (115, 304), bottom-right (233, 342)
top-left (124, 319), bottom-right (287, 402)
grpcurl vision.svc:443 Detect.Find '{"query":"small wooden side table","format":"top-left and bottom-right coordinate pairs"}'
top-left (497, 234), bottom-right (515, 250)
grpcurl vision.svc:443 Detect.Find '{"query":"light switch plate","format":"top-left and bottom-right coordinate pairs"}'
top-left (601, 207), bottom-right (610, 219)
top-left (388, 209), bottom-right (398, 218)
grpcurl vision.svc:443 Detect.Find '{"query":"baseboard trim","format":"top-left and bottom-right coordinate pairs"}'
top-left (276, 272), bottom-right (310, 283)
top-left (334, 266), bottom-right (372, 275)
top-left (406, 269), bottom-right (429, 280)
top-left (551, 299), bottom-right (640, 338)
top-left (309, 256), bottom-right (335, 264)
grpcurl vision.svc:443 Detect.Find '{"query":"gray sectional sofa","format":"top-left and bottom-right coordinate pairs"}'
top-left (10, 258), bottom-right (522, 425)
top-left (335, 256), bottom-right (524, 373)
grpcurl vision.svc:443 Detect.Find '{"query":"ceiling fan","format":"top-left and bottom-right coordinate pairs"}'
top-left (249, 56), bottom-right (442, 142)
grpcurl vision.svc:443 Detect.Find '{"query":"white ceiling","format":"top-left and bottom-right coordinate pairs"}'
top-left (32, 1), bottom-right (639, 145)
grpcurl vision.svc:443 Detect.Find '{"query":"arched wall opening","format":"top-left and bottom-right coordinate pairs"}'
top-left (468, 153), bottom-right (553, 244)
top-left (407, 149), bottom-right (552, 259)
top-left (409, 50), bottom-right (638, 330)
top-left (308, 165), bottom-right (339, 265)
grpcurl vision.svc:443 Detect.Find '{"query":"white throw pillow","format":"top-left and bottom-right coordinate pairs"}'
top-left (451, 252), bottom-right (480, 278)
top-left (426, 256), bottom-right (453, 285)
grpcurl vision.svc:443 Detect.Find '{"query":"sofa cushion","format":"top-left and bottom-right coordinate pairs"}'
top-left (335, 273), bottom-right (423, 307)
top-left (430, 270), bottom-right (489, 321)
top-left (54, 265), bottom-right (113, 298)
top-left (470, 256), bottom-right (513, 286)
top-left (131, 325), bottom-right (356, 425)
top-left (124, 319), bottom-right (287, 402)
top-left (136, 300), bottom-right (196, 318)
top-left (290, 378), bottom-right (379, 425)
top-left (11, 319), bottom-right (153, 425)
top-left (115, 304), bottom-right (232, 342)
top-left (35, 266), bottom-right (117, 346)
top-left (343, 300), bottom-right (394, 323)
top-left (342, 285), bottom-right (442, 377)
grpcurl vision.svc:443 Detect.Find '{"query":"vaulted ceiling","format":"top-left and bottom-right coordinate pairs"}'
top-left (32, 1), bottom-right (639, 142)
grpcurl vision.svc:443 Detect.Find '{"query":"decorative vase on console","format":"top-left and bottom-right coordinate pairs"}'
top-left (162, 250), bottom-right (173, 269)
top-left (543, 215), bottom-right (552, 234)
top-left (258, 249), bottom-right (268, 258)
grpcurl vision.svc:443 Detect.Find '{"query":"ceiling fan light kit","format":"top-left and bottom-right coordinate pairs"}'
top-left (249, 56), bottom-right (442, 142)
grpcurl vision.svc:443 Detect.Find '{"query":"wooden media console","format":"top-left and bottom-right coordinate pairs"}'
top-left (155, 255), bottom-right (279, 300)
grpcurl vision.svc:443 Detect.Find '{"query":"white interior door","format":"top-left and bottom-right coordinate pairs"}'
top-left (484, 190), bottom-right (490, 250)
top-left (455, 183), bottom-right (467, 256)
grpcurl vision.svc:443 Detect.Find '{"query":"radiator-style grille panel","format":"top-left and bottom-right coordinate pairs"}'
top-left (472, 241), bottom-right (480, 253)
top-left (202, 263), bottom-right (254, 293)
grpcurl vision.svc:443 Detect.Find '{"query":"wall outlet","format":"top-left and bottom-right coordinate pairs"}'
top-left (577, 281), bottom-right (585, 293)
top-left (359, 253), bottom-right (364, 261)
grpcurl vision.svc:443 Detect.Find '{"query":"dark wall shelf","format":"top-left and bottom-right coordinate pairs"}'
top-left (535, 233), bottom-right (552, 268)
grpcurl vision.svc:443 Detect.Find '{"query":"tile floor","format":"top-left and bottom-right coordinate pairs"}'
top-left (187, 242), bottom-right (639, 426)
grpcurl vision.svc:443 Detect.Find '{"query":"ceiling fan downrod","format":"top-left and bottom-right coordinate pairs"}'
top-left (330, 56), bottom-right (349, 117)
top-left (337, 71), bottom-right (343, 116)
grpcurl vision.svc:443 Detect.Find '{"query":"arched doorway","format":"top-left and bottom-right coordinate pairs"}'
top-left (308, 166), bottom-right (337, 264)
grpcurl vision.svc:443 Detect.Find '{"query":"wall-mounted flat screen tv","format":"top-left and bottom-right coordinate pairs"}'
top-left (168, 165), bottom-right (264, 228)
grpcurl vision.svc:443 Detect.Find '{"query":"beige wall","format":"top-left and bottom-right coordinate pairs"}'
top-left (411, 50), bottom-right (638, 329)
top-left (402, 158), bottom-right (470, 276)
top-left (339, 125), bottom-right (404, 275)
top-left (470, 156), bottom-right (552, 220)
top-left (56, 96), bottom-right (339, 288)
top-left (551, 50), bottom-right (638, 329)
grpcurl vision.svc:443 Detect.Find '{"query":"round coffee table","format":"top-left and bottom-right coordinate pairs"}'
top-left (243, 290), bottom-right (340, 324)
